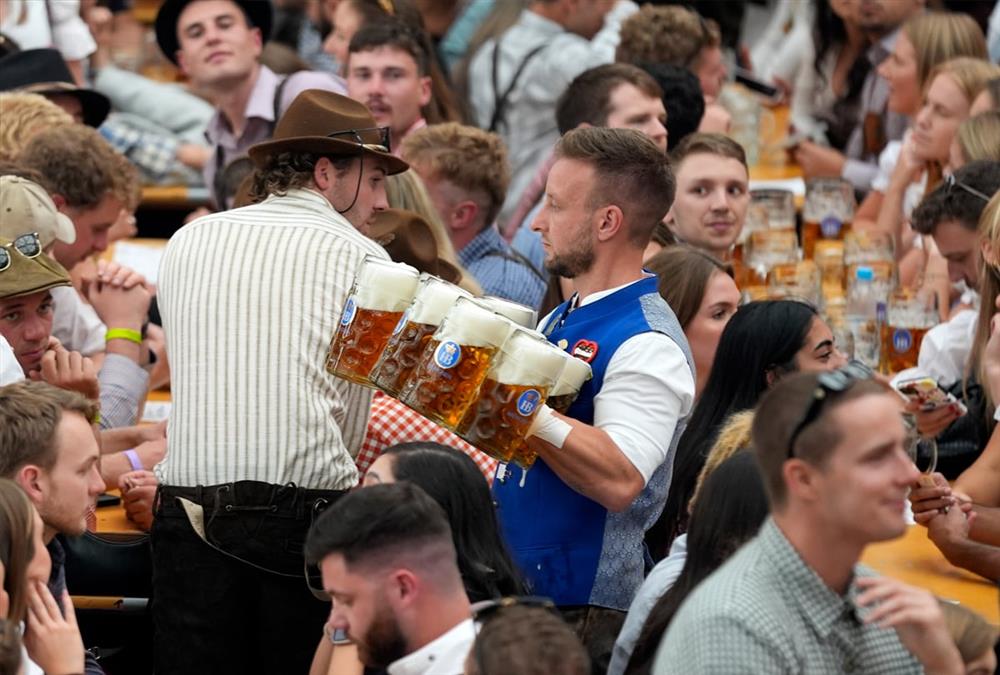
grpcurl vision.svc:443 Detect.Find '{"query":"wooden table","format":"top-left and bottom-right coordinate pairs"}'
top-left (861, 525), bottom-right (998, 624)
top-left (96, 490), bottom-right (142, 535)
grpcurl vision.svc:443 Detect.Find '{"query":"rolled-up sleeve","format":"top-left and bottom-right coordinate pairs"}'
top-left (593, 332), bottom-right (694, 485)
top-left (97, 354), bottom-right (149, 429)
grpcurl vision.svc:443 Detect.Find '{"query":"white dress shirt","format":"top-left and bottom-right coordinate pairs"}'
top-left (156, 188), bottom-right (388, 489)
top-left (388, 618), bottom-right (476, 675)
top-left (539, 278), bottom-right (696, 485)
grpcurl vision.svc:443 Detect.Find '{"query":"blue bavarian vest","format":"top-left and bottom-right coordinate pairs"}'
top-left (492, 275), bottom-right (693, 610)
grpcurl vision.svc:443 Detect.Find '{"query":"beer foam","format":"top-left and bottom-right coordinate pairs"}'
top-left (477, 296), bottom-right (537, 329)
top-left (436, 297), bottom-right (512, 347)
top-left (493, 329), bottom-right (567, 386)
top-left (551, 354), bottom-right (592, 396)
top-left (353, 259), bottom-right (420, 311)
top-left (410, 277), bottom-right (472, 326)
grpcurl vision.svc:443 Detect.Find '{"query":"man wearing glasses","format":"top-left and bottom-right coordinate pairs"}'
top-left (153, 90), bottom-right (408, 675)
top-left (654, 368), bottom-right (963, 674)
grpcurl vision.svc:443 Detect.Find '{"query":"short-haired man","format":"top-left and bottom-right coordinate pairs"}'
top-left (505, 62), bottom-right (667, 262)
top-left (901, 161), bottom-right (1000, 446)
top-left (305, 482), bottom-right (475, 674)
top-left (654, 370), bottom-right (962, 674)
top-left (665, 133), bottom-right (750, 260)
top-left (0, 380), bottom-right (107, 675)
top-left (346, 19), bottom-right (432, 154)
top-left (155, 0), bottom-right (346, 209)
top-left (493, 127), bottom-right (695, 669)
top-left (153, 90), bottom-right (407, 675)
top-left (5, 135), bottom-right (154, 430)
top-left (401, 122), bottom-right (547, 309)
top-left (468, 0), bottom-right (639, 228)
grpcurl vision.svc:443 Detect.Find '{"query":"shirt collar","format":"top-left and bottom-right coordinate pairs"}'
top-left (458, 225), bottom-right (505, 268)
top-left (387, 618), bottom-right (476, 675)
top-left (206, 65), bottom-right (277, 141)
top-left (868, 27), bottom-right (899, 64)
top-left (576, 275), bottom-right (653, 308)
top-left (761, 519), bottom-right (863, 639)
top-left (260, 188), bottom-right (356, 228)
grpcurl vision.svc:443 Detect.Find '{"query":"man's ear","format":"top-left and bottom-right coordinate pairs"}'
top-left (313, 157), bottom-right (339, 191)
top-left (450, 200), bottom-right (480, 232)
top-left (418, 75), bottom-right (432, 108)
top-left (50, 193), bottom-right (68, 212)
top-left (389, 569), bottom-right (419, 607)
top-left (15, 465), bottom-right (44, 505)
top-left (595, 204), bottom-right (624, 242)
top-left (782, 459), bottom-right (820, 503)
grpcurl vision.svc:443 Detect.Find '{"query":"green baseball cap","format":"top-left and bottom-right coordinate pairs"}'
top-left (0, 236), bottom-right (71, 299)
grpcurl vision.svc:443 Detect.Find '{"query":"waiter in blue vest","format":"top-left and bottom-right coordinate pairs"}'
top-left (493, 126), bottom-right (695, 672)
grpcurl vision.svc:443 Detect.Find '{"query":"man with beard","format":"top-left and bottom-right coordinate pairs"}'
top-left (306, 482), bottom-right (474, 674)
top-left (492, 126), bottom-right (695, 671)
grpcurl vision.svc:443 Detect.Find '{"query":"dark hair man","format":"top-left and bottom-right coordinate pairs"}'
top-left (493, 126), bottom-right (695, 670)
top-left (152, 90), bottom-right (408, 675)
top-left (305, 482), bottom-right (474, 674)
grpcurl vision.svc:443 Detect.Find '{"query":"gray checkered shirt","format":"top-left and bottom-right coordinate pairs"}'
top-left (653, 518), bottom-right (923, 674)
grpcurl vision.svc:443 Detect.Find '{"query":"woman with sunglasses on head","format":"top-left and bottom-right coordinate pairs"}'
top-left (0, 478), bottom-right (85, 675)
top-left (648, 300), bottom-right (847, 560)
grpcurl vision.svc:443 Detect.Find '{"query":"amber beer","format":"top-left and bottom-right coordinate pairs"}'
top-left (880, 290), bottom-right (937, 374)
top-left (802, 178), bottom-right (855, 260)
top-left (326, 257), bottom-right (420, 386)
top-left (400, 298), bottom-right (512, 430)
top-left (456, 329), bottom-right (567, 463)
top-left (372, 276), bottom-right (471, 396)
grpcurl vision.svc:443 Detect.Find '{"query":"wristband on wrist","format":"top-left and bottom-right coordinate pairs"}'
top-left (124, 449), bottom-right (143, 472)
top-left (106, 328), bottom-right (143, 345)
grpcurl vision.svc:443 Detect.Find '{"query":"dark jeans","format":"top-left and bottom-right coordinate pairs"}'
top-left (561, 605), bottom-right (627, 675)
top-left (150, 481), bottom-right (344, 675)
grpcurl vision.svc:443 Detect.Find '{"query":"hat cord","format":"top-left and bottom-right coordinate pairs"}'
top-left (335, 152), bottom-right (364, 216)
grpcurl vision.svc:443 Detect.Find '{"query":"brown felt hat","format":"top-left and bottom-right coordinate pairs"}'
top-left (368, 209), bottom-right (461, 284)
top-left (247, 89), bottom-right (409, 175)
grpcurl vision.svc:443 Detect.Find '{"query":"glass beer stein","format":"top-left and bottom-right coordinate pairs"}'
top-left (400, 297), bottom-right (512, 430)
top-left (372, 275), bottom-right (471, 397)
top-left (327, 256), bottom-right (420, 386)
top-left (456, 328), bottom-right (567, 463)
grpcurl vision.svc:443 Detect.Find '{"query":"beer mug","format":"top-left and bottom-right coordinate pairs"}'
top-left (400, 297), bottom-right (512, 430)
top-left (327, 256), bottom-right (420, 386)
top-left (880, 289), bottom-right (937, 374)
top-left (372, 275), bottom-right (472, 397)
top-left (768, 260), bottom-right (821, 306)
top-left (546, 352), bottom-right (593, 414)
top-left (456, 328), bottom-right (567, 463)
top-left (477, 296), bottom-right (538, 329)
top-left (846, 261), bottom-right (895, 299)
top-left (802, 178), bottom-right (855, 260)
top-left (746, 189), bottom-right (796, 232)
top-left (813, 240), bottom-right (845, 299)
top-left (744, 228), bottom-right (798, 297)
top-left (844, 230), bottom-right (894, 266)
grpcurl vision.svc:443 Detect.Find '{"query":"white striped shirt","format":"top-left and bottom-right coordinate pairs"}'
top-left (156, 188), bottom-right (388, 489)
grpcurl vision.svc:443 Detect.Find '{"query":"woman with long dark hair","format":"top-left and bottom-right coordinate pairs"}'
top-left (623, 452), bottom-right (769, 675)
top-left (649, 300), bottom-right (845, 559)
top-left (366, 442), bottom-right (526, 601)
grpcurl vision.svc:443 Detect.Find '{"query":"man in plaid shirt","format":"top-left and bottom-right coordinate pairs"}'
top-left (654, 371), bottom-right (964, 674)
top-left (358, 392), bottom-right (498, 483)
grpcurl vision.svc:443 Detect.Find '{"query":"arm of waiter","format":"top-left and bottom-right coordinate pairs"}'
top-left (526, 333), bottom-right (694, 512)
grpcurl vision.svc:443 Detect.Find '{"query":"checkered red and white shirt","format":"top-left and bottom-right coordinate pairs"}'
top-left (357, 392), bottom-right (498, 484)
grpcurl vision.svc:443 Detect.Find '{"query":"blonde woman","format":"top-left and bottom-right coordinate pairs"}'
top-left (386, 170), bottom-right (483, 295)
top-left (949, 110), bottom-right (1000, 170)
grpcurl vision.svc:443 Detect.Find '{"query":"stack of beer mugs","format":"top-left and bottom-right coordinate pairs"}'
top-left (325, 257), bottom-right (593, 471)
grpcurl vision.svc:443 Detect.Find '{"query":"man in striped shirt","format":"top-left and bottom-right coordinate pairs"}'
top-left (153, 90), bottom-right (408, 675)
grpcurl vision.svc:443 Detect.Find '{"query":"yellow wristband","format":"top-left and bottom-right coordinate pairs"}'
top-left (106, 328), bottom-right (142, 345)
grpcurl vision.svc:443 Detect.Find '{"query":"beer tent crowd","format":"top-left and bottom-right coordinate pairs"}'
top-left (2, 0), bottom-right (1000, 674)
